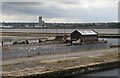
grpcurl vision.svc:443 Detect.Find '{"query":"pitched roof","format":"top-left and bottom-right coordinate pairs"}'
top-left (74, 29), bottom-right (97, 35)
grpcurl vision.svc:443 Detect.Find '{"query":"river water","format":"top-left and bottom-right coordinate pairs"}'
top-left (81, 68), bottom-right (119, 77)
top-left (2, 29), bottom-right (118, 34)
top-left (70, 68), bottom-right (120, 77)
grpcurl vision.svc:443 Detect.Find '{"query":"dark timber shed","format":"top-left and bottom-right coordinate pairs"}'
top-left (55, 34), bottom-right (67, 41)
top-left (71, 30), bottom-right (98, 44)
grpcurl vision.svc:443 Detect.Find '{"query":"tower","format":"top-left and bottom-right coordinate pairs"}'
top-left (39, 16), bottom-right (43, 26)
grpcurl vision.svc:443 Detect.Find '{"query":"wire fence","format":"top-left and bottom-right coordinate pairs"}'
top-left (2, 43), bottom-right (110, 59)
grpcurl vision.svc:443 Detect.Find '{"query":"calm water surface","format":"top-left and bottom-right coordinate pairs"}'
top-left (81, 68), bottom-right (119, 76)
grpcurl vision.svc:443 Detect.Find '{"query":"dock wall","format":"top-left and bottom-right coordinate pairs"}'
top-left (3, 60), bottom-right (119, 78)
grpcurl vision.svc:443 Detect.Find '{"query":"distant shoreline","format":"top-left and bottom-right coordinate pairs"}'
top-left (1, 28), bottom-right (119, 29)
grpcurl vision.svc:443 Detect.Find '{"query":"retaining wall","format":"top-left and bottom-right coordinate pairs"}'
top-left (3, 61), bottom-right (119, 78)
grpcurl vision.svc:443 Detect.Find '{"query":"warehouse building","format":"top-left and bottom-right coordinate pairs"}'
top-left (71, 30), bottom-right (98, 44)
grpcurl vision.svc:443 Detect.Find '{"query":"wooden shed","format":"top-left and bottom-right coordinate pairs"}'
top-left (71, 30), bottom-right (98, 44)
top-left (55, 34), bottom-right (67, 41)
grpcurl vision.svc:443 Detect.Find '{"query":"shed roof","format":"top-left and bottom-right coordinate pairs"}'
top-left (74, 30), bottom-right (97, 35)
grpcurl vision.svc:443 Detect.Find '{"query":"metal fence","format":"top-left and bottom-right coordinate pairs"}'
top-left (2, 43), bottom-right (109, 59)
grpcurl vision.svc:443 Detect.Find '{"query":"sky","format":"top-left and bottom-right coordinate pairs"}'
top-left (1, 0), bottom-right (119, 23)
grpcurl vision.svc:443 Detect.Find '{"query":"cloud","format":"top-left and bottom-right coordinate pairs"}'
top-left (1, 1), bottom-right (118, 23)
top-left (2, 0), bottom-right (119, 2)
top-left (44, 18), bottom-right (83, 23)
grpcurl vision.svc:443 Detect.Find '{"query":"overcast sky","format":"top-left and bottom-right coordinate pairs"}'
top-left (1, 0), bottom-right (119, 23)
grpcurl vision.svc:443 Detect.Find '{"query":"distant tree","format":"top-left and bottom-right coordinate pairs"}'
top-left (93, 23), bottom-right (95, 26)
top-left (118, 23), bottom-right (120, 28)
top-left (79, 24), bottom-right (81, 27)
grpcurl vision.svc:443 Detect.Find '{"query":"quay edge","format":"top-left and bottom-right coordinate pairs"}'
top-left (2, 60), bottom-right (120, 78)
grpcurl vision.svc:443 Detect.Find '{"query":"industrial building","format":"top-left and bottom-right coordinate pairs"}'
top-left (71, 30), bottom-right (98, 44)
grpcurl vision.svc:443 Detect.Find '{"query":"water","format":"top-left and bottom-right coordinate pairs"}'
top-left (99, 38), bottom-right (118, 45)
top-left (81, 68), bottom-right (119, 77)
top-left (2, 29), bottom-right (118, 34)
